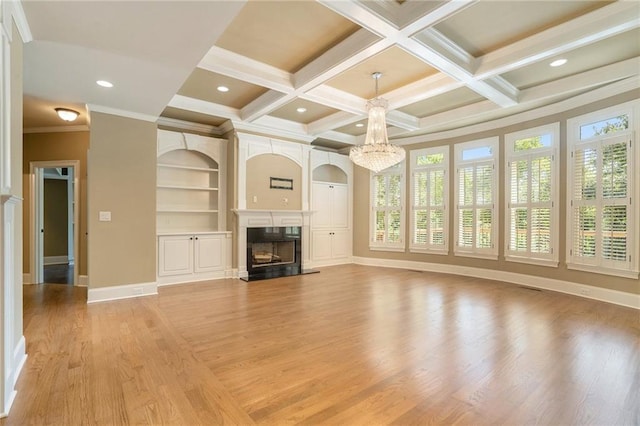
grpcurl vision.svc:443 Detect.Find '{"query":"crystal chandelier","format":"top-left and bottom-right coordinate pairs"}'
top-left (349, 72), bottom-right (405, 173)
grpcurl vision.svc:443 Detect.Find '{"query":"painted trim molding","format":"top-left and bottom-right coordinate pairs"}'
top-left (87, 281), bottom-right (157, 304)
top-left (43, 256), bottom-right (68, 266)
top-left (353, 256), bottom-right (640, 309)
top-left (78, 275), bottom-right (88, 287)
top-left (0, 336), bottom-right (26, 418)
top-left (22, 273), bottom-right (30, 285)
top-left (86, 104), bottom-right (157, 123)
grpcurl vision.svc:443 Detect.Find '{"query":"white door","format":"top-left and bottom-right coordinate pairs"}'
top-left (35, 167), bottom-right (44, 283)
top-left (331, 229), bottom-right (351, 259)
top-left (158, 235), bottom-right (193, 276)
top-left (194, 234), bottom-right (224, 273)
top-left (311, 230), bottom-right (332, 261)
top-left (331, 184), bottom-right (349, 228)
top-left (311, 182), bottom-right (332, 228)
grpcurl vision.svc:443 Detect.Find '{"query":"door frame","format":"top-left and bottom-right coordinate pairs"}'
top-left (29, 160), bottom-right (80, 285)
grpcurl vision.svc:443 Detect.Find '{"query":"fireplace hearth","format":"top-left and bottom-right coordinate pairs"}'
top-left (244, 227), bottom-right (303, 281)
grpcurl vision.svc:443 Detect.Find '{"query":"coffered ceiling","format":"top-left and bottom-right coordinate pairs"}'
top-left (22, 0), bottom-right (640, 150)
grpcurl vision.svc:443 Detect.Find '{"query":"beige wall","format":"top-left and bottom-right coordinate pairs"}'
top-left (43, 179), bottom-right (68, 257)
top-left (246, 154), bottom-right (302, 210)
top-left (88, 112), bottom-right (156, 288)
top-left (23, 131), bottom-right (89, 275)
top-left (354, 90), bottom-right (640, 295)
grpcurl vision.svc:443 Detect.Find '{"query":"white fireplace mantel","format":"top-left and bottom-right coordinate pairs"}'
top-left (233, 209), bottom-right (313, 278)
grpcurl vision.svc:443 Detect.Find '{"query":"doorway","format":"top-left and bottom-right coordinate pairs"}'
top-left (29, 160), bottom-right (80, 285)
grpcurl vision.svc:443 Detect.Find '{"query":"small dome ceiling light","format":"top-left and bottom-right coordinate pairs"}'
top-left (55, 108), bottom-right (80, 122)
top-left (96, 80), bottom-right (114, 88)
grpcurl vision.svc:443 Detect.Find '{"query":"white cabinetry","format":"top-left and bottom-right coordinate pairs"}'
top-left (310, 151), bottom-right (353, 267)
top-left (156, 130), bottom-right (230, 285)
top-left (157, 233), bottom-right (230, 285)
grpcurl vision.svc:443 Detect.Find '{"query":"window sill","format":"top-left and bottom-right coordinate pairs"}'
top-left (409, 247), bottom-right (449, 255)
top-left (505, 256), bottom-right (559, 268)
top-left (369, 245), bottom-right (405, 253)
top-left (566, 263), bottom-right (639, 280)
top-left (453, 251), bottom-right (498, 261)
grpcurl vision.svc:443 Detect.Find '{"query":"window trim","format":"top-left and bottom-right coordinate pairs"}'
top-left (369, 163), bottom-right (406, 252)
top-left (504, 123), bottom-right (560, 267)
top-left (409, 146), bottom-right (449, 255)
top-left (566, 100), bottom-right (639, 278)
top-left (454, 136), bottom-right (499, 260)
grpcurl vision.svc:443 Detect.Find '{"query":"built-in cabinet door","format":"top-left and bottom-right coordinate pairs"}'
top-left (311, 230), bottom-right (333, 261)
top-left (312, 182), bottom-right (332, 228)
top-left (158, 235), bottom-right (193, 276)
top-left (331, 229), bottom-right (350, 259)
top-left (331, 184), bottom-right (349, 228)
top-left (312, 182), bottom-right (349, 229)
top-left (194, 234), bottom-right (224, 273)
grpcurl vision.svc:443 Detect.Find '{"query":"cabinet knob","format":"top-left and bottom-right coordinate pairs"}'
top-left (195, 237), bottom-right (198, 240)
top-left (190, 237), bottom-right (193, 240)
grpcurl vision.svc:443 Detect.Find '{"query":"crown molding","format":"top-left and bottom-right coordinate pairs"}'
top-left (394, 76), bottom-right (640, 145)
top-left (9, 0), bottom-right (32, 42)
top-left (86, 104), bottom-right (157, 123)
top-left (156, 116), bottom-right (222, 136)
top-left (23, 125), bottom-right (89, 134)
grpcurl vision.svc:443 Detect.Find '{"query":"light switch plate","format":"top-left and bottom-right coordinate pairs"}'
top-left (99, 211), bottom-right (111, 222)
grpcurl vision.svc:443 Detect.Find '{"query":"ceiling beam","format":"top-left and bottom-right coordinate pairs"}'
top-left (474, 1), bottom-right (640, 79)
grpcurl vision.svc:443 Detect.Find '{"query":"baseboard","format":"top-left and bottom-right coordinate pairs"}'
top-left (87, 281), bottom-right (157, 304)
top-left (44, 255), bottom-right (68, 265)
top-left (307, 257), bottom-right (353, 269)
top-left (78, 275), bottom-right (88, 287)
top-left (1, 336), bottom-right (27, 418)
top-left (352, 256), bottom-right (640, 310)
top-left (12, 336), bottom-right (26, 388)
top-left (156, 270), bottom-right (229, 287)
top-left (22, 273), bottom-right (31, 285)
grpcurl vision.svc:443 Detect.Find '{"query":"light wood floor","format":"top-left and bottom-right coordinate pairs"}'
top-left (3, 265), bottom-right (639, 425)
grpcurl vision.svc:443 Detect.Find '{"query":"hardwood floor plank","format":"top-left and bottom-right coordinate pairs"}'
top-left (2, 265), bottom-right (639, 425)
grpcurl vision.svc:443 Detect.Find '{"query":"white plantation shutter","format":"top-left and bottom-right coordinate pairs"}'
top-left (568, 111), bottom-right (636, 277)
top-left (505, 124), bottom-right (559, 265)
top-left (410, 147), bottom-right (449, 253)
top-left (454, 138), bottom-right (498, 258)
top-left (370, 163), bottom-right (405, 250)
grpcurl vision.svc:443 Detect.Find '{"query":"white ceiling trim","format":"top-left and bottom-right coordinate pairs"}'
top-left (320, 0), bottom-right (519, 108)
top-left (7, 0), bottom-right (32, 42)
top-left (474, 1), bottom-right (640, 79)
top-left (23, 125), bottom-right (89, 134)
top-left (198, 46), bottom-right (292, 93)
top-left (156, 116), bottom-right (222, 137)
top-left (86, 104), bottom-right (157, 123)
top-left (307, 111), bottom-right (360, 135)
top-left (314, 130), bottom-right (359, 146)
top-left (415, 58), bottom-right (640, 134)
top-left (232, 117), bottom-right (315, 144)
top-left (395, 76), bottom-right (639, 145)
top-left (169, 94), bottom-right (240, 121)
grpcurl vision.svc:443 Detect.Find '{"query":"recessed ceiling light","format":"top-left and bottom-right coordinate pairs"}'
top-left (550, 59), bottom-right (567, 67)
top-left (355, 123), bottom-right (364, 128)
top-left (217, 86), bottom-right (229, 92)
top-left (296, 107), bottom-right (307, 113)
top-left (96, 80), bottom-right (113, 88)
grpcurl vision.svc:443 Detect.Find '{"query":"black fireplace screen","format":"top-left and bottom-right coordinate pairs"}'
top-left (247, 227), bottom-right (302, 279)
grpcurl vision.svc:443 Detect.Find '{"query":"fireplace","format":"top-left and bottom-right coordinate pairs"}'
top-left (246, 226), bottom-right (302, 281)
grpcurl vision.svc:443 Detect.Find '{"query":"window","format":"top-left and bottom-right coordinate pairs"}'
top-left (454, 137), bottom-right (498, 259)
top-left (370, 162), bottom-right (405, 251)
top-left (505, 124), bottom-right (559, 266)
top-left (410, 146), bottom-right (449, 254)
top-left (567, 102), bottom-right (638, 278)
